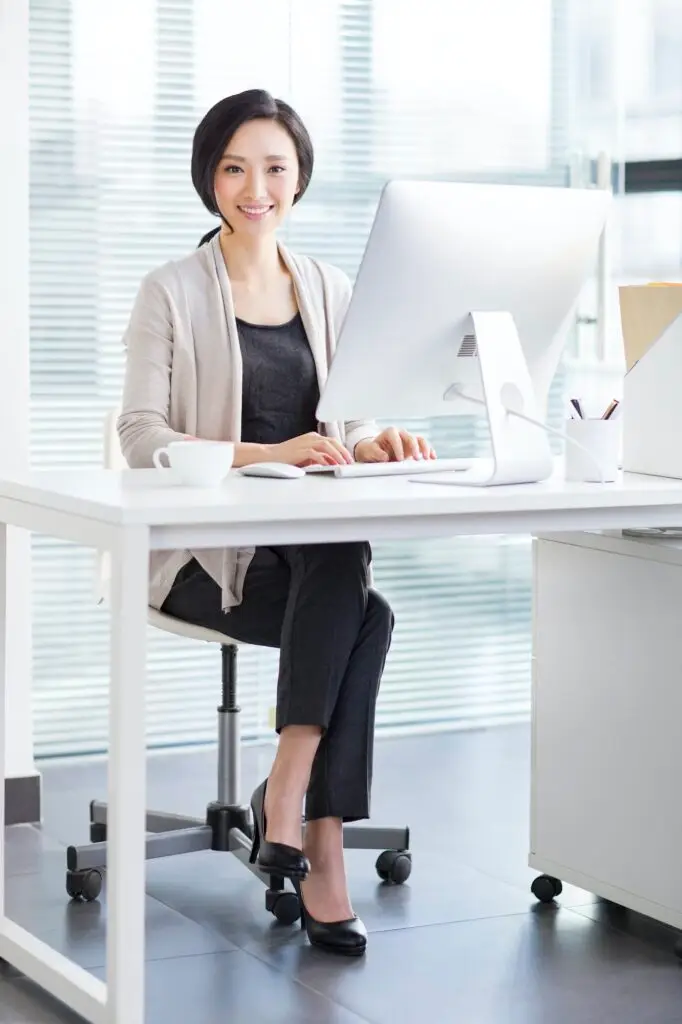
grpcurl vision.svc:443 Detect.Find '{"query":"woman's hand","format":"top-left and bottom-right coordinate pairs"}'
top-left (354, 427), bottom-right (436, 463)
top-left (269, 432), bottom-right (353, 467)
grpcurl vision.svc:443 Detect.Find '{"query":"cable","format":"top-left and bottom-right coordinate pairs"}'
top-left (450, 386), bottom-right (608, 484)
top-left (506, 407), bottom-right (607, 484)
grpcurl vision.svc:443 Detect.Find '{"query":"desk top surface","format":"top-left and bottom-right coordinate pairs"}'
top-left (1, 465), bottom-right (682, 528)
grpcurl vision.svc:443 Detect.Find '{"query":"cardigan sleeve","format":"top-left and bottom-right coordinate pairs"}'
top-left (331, 268), bottom-right (380, 454)
top-left (116, 273), bottom-right (188, 468)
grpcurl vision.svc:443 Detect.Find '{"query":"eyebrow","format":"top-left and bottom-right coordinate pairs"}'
top-left (221, 153), bottom-right (290, 162)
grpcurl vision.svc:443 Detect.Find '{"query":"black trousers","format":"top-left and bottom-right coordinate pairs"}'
top-left (161, 543), bottom-right (394, 822)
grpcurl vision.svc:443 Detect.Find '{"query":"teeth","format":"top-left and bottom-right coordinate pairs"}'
top-left (240, 206), bottom-right (271, 214)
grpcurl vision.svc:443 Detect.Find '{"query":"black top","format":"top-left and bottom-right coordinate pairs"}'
top-left (238, 312), bottom-right (320, 446)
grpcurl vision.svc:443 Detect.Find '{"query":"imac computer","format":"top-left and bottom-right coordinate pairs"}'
top-left (316, 179), bottom-right (611, 486)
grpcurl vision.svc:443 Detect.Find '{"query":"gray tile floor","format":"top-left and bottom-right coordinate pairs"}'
top-left (3, 725), bottom-right (682, 1023)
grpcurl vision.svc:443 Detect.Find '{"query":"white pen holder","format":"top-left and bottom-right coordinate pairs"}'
top-left (565, 418), bottom-right (621, 483)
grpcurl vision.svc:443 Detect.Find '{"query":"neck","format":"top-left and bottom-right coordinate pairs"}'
top-left (218, 229), bottom-right (282, 284)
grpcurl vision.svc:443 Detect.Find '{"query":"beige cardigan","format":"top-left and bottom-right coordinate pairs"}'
top-left (118, 233), bottom-right (379, 611)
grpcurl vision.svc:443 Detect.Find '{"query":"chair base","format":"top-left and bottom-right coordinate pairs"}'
top-left (65, 650), bottom-right (412, 918)
top-left (65, 799), bottom-right (412, 918)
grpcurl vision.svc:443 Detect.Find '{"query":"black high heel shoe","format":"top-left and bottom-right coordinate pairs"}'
top-left (293, 879), bottom-right (367, 957)
top-left (249, 779), bottom-right (310, 880)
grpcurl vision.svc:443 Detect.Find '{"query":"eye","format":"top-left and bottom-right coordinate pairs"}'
top-left (268, 165), bottom-right (286, 174)
top-left (223, 165), bottom-right (242, 174)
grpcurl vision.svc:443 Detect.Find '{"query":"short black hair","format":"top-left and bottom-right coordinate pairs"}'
top-left (192, 88), bottom-right (314, 245)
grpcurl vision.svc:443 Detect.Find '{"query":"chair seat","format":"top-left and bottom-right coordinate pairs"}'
top-left (148, 607), bottom-right (239, 647)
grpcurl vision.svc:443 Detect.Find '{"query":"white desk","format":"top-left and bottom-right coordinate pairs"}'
top-left (3, 466), bottom-right (682, 1023)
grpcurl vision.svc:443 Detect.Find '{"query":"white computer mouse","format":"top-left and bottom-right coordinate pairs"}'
top-left (239, 462), bottom-right (305, 479)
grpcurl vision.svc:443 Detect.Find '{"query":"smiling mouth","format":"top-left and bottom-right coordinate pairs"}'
top-left (238, 205), bottom-right (275, 218)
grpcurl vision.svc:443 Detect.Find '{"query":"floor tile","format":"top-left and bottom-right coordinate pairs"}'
top-left (144, 842), bottom-right (536, 954)
top-left (248, 907), bottom-right (682, 1024)
top-left (85, 949), bottom-right (369, 1024)
top-left (37, 744), bottom-right (276, 849)
top-left (3, 824), bottom-right (64, 877)
top-left (8, 726), bottom-right (676, 1024)
top-left (0, 976), bottom-right (83, 1023)
top-left (368, 729), bottom-right (596, 908)
top-left (3, 850), bottom-right (236, 970)
top-left (573, 900), bottom-right (681, 957)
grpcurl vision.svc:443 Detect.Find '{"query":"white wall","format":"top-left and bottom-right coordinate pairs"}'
top-left (0, 1), bottom-right (36, 781)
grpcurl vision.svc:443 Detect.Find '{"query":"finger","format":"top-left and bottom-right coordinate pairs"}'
top-left (315, 439), bottom-right (347, 465)
top-left (309, 440), bottom-right (341, 464)
top-left (325, 440), bottom-right (350, 465)
top-left (401, 430), bottom-right (420, 460)
top-left (429, 446), bottom-right (437, 460)
top-left (385, 427), bottom-right (405, 461)
top-left (416, 435), bottom-right (430, 459)
top-left (311, 434), bottom-right (351, 464)
top-left (329, 438), bottom-right (353, 464)
top-left (304, 449), bottom-right (330, 466)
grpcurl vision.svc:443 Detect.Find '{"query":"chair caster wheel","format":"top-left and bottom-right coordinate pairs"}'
top-left (531, 874), bottom-right (563, 903)
top-left (66, 868), bottom-right (103, 902)
top-left (265, 889), bottom-right (301, 925)
top-left (376, 850), bottom-right (412, 884)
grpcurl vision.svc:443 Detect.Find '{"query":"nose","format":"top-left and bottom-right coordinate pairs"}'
top-left (243, 167), bottom-right (269, 200)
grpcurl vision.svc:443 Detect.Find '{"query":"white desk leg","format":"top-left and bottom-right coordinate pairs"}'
top-left (106, 525), bottom-right (149, 1024)
top-left (0, 522), bottom-right (7, 927)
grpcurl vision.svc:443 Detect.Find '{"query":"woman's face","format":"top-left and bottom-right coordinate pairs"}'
top-left (213, 118), bottom-right (300, 238)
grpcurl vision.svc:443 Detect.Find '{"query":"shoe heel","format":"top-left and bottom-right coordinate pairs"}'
top-left (249, 778), bottom-right (310, 880)
top-left (249, 818), bottom-right (260, 865)
top-left (249, 780), bottom-right (266, 866)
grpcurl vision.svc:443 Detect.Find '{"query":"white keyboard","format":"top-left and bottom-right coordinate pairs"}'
top-left (304, 458), bottom-right (472, 479)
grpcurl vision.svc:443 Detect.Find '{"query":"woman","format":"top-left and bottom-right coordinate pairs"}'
top-left (117, 88), bottom-right (435, 957)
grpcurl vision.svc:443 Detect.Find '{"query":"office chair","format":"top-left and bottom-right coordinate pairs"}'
top-left (64, 413), bottom-right (412, 924)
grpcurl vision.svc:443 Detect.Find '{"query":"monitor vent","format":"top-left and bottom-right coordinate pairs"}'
top-left (458, 333), bottom-right (478, 358)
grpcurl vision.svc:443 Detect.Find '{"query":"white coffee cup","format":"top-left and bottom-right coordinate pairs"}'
top-left (152, 440), bottom-right (234, 487)
top-left (565, 419), bottom-right (621, 483)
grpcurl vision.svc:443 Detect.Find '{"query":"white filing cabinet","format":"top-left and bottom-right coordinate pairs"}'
top-left (531, 530), bottom-right (682, 936)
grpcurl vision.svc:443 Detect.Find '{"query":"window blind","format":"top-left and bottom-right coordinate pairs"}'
top-left (29, 0), bottom-right (581, 757)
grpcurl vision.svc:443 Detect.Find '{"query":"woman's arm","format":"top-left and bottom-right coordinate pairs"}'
top-left (117, 274), bottom-right (190, 468)
top-left (116, 275), bottom-right (273, 467)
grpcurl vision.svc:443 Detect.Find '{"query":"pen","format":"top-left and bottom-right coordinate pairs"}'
top-left (603, 399), bottom-right (619, 420)
top-left (570, 398), bottom-right (584, 419)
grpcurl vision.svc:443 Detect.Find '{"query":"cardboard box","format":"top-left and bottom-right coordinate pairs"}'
top-left (619, 284), bottom-right (682, 371)
top-left (619, 284), bottom-right (682, 479)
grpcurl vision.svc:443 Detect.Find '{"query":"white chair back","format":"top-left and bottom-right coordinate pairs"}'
top-left (105, 407), bottom-right (126, 470)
